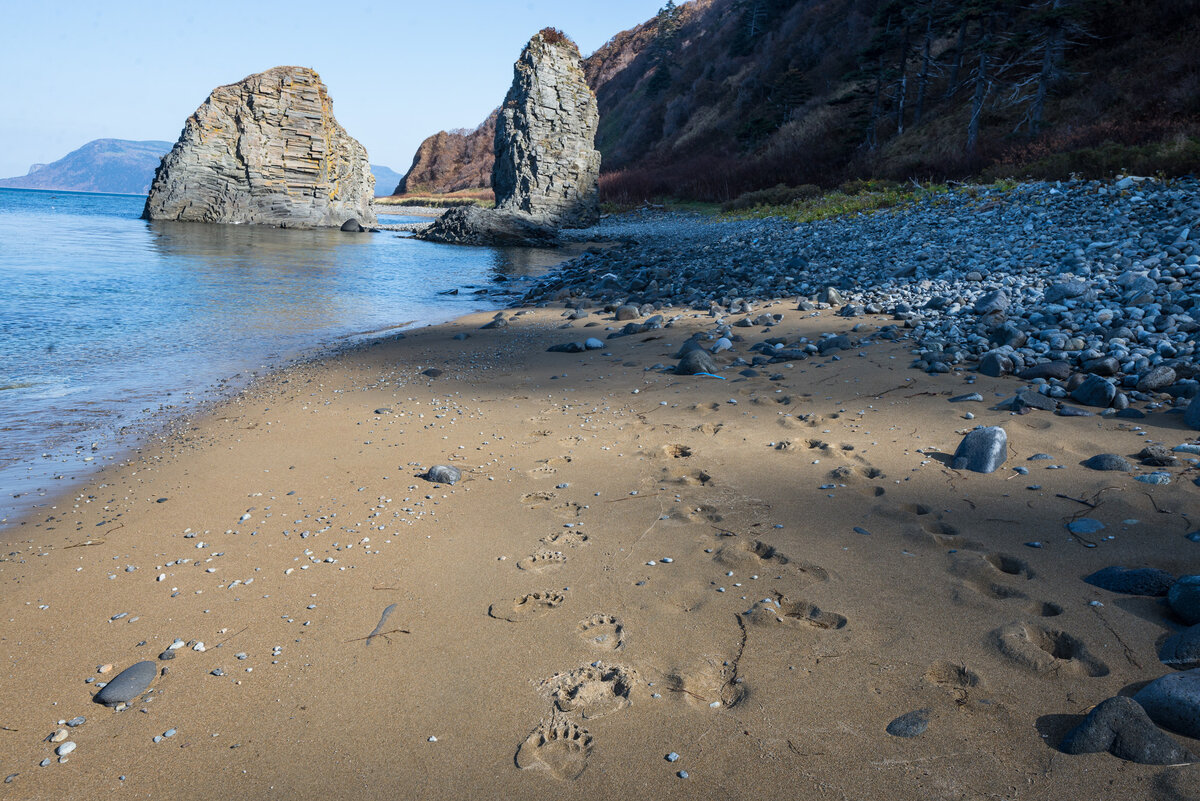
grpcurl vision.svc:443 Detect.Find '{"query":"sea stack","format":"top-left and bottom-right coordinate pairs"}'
top-left (492, 29), bottom-right (600, 228)
top-left (143, 66), bottom-right (375, 228)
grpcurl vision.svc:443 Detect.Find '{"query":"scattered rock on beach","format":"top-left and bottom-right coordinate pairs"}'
top-left (1071, 376), bottom-right (1118, 408)
top-left (1169, 576), bottom-right (1200, 625)
top-left (1083, 566), bottom-right (1176, 596)
top-left (1185, 396), bottom-right (1200, 430)
top-left (614, 304), bottom-right (640, 321)
top-left (951, 426), bottom-right (1007, 473)
top-left (93, 661), bottom-right (156, 706)
top-left (1082, 454), bottom-right (1133, 472)
top-left (1138, 445), bottom-right (1177, 466)
top-left (886, 709), bottom-right (931, 738)
top-left (1161, 626), bottom-right (1200, 670)
top-left (426, 465), bottom-right (462, 485)
top-left (1133, 668), bottom-right (1200, 739)
top-left (1060, 696), bottom-right (1194, 764)
top-left (676, 350), bottom-right (719, 376)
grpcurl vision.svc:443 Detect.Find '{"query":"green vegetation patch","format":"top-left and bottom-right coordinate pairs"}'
top-left (720, 179), bottom-right (952, 223)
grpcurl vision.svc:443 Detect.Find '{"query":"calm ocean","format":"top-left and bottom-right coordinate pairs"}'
top-left (0, 189), bottom-right (559, 529)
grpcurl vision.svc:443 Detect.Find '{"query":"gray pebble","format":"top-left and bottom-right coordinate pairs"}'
top-left (951, 426), bottom-right (1007, 473)
top-left (1169, 575), bottom-right (1200, 625)
top-left (1133, 668), bottom-right (1200, 739)
top-left (1160, 625), bottom-right (1200, 670)
top-left (886, 708), bottom-right (931, 738)
top-left (1084, 566), bottom-right (1175, 596)
top-left (425, 465), bottom-right (461, 485)
top-left (1083, 454), bottom-right (1133, 471)
top-left (93, 661), bottom-right (156, 706)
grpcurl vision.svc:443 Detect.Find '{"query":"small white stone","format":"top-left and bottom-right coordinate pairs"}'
top-left (55, 742), bottom-right (76, 756)
top-left (428, 736), bottom-right (438, 742)
top-left (193, 642), bottom-right (206, 652)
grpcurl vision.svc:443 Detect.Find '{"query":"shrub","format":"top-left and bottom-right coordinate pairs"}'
top-left (539, 28), bottom-right (575, 47)
top-left (721, 184), bottom-right (822, 211)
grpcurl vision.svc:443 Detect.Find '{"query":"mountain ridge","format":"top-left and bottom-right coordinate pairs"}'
top-left (0, 139), bottom-right (172, 195)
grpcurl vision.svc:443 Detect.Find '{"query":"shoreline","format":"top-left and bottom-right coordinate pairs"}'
top-left (3, 189), bottom-right (1200, 798)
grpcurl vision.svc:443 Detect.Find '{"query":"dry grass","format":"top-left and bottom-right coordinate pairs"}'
top-left (376, 188), bottom-right (495, 208)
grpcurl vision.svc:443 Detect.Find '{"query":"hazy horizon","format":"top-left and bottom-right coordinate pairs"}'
top-left (0, 0), bottom-right (666, 178)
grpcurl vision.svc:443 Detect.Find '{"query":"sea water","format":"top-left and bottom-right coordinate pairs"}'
top-left (0, 188), bottom-right (563, 529)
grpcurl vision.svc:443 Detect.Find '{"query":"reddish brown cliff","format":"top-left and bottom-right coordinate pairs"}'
top-left (394, 111), bottom-right (498, 195)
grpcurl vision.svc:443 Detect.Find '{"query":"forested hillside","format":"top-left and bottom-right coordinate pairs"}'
top-left (597, 0), bottom-right (1200, 201)
top-left (396, 0), bottom-right (1200, 203)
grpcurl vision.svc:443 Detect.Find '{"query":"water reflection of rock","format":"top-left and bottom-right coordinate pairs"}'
top-left (145, 220), bottom-right (361, 333)
top-left (490, 243), bottom-right (594, 279)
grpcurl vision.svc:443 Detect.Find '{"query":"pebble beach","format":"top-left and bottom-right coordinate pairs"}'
top-left (3, 178), bottom-right (1200, 800)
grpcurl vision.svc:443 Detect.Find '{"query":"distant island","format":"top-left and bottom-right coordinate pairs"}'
top-left (0, 137), bottom-right (402, 198)
top-left (0, 139), bottom-right (172, 195)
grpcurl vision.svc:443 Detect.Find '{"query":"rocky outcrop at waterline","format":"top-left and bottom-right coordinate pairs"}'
top-left (492, 29), bottom-right (600, 229)
top-left (143, 66), bottom-right (375, 228)
top-left (418, 30), bottom-right (600, 246)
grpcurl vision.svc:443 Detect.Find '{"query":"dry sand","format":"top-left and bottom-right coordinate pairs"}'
top-left (2, 300), bottom-right (1198, 800)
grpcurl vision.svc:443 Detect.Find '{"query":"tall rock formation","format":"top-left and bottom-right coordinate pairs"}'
top-left (492, 29), bottom-right (600, 228)
top-left (143, 66), bottom-right (375, 228)
top-left (396, 111), bottom-right (498, 195)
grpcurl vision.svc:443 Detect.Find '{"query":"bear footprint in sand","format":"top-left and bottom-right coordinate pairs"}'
top-left (745, 598), bottom-right (847, 630)
top-left (489, 590), bottom-right (566, 622)
top-left (993, 622), bottom-right (1109, 677)
top-left (541, 529), bottom-right (589, 548)
top-left (542, 663), bottom-right (635, 719)
top-left (713, 539), bottom-right (829, 586)
top-left (518, 550), bottom-right (567, 572)
top-left (515, 719), bottom-right (594, 780)
top-left (576, 614), bottom-right (624, 650)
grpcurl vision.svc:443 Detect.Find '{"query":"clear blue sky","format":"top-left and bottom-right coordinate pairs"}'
top-left (0, 0), bottom-right (667, 178)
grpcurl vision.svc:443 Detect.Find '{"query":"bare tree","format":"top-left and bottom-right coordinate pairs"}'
top-left (913, 0), bottom-right (941, 126)
top-left (966, 13), bottom-right (996, 156)
top-left (1006, 0), bottom-right (1090, 135)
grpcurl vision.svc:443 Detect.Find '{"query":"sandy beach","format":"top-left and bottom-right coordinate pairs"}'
top-left (2, 287), bottom-right (1198, 800)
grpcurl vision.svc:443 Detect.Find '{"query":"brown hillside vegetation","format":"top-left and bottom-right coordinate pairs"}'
top-left (596, 0), bottom-right (1200, 202)
top-left (394, 110), bottom-right (498, 195)
top-left (397, 0), bottom-right (1200, 203)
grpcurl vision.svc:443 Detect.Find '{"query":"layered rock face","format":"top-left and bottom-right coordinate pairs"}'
top-left (144, 66), bottom-right (375, 228)
top-left (396, 110), bottom-right (497, 195)
top-left (492, 30), bottom-right (600, 228)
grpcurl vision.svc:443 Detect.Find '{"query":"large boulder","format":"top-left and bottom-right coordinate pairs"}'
top-left (144, 66), bottom-right (375, 228)
top-left (492, 29), bottom-right (601, 229)
top-left (415, 205), bottom-right (559, 247)
top-left (1060, 696), bottom-right (1194, 764)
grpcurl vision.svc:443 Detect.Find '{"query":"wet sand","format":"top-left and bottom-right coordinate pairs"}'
top-left (2, 300), bottom-right (1198, 800)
